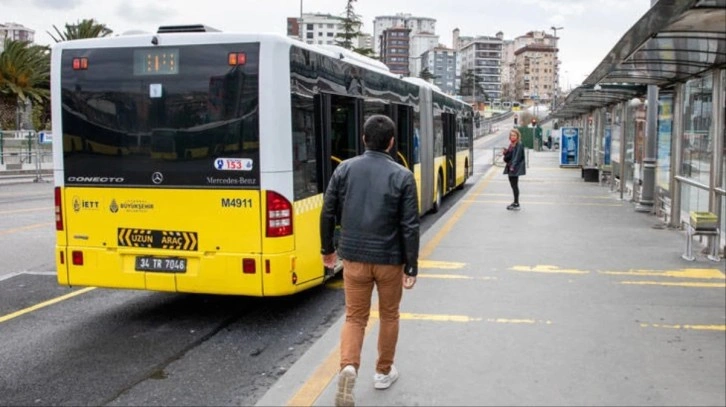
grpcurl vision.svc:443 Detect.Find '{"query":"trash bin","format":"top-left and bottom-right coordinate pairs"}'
top-left (582, 167), bottom-right (599, 182)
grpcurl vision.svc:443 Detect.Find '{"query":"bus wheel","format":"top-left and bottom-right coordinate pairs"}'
top-left (457, 162), bottom-right (468, 190)
top-left (432, 176), bottom-right (443, 213)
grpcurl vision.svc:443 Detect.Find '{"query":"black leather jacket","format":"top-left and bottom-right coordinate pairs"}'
top-left (320, 150), bottom-right (420, 276)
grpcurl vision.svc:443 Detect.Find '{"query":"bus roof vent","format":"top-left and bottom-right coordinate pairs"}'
top-left (157, 24), bottom-right (221, 34)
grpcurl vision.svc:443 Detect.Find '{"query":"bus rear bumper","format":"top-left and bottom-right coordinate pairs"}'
top-left (57, 247), bottom-right (324, 297)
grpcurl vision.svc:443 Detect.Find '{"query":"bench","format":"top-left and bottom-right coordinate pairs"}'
top-left (682, 224), bottom-right (721, 262)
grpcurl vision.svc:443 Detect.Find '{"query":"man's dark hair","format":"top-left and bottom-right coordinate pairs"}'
top-left (363, 115), bottom-right (396, 151)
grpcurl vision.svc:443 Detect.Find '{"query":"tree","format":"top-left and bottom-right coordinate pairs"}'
top-left (460, 69), bottom-right (489, 102)
top-left (335, 0), bottom-right (374, 57)
top-left (0, 39), bottom-right (50, 129)
top-left (419, 67), bottom-right (438, 83)
top-left (47, 18), bottom-right (113, 43)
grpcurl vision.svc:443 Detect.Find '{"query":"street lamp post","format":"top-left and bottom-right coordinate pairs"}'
top-left (299, 0), bottom-right (304, 41)
top-left (550, 26), bottom-right (563, 111)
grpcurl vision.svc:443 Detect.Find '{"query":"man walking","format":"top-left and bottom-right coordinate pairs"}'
top-left (320, 115), bottom-right (419, 407)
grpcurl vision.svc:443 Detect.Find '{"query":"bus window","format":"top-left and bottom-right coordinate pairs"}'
top-left (292, 94), bottom-right (319, 200)
top-left (330, 95), bottom-right (359, 171)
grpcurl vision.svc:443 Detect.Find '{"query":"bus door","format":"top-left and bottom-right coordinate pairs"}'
top-left (392, 104), bottom-right (414, 171)
top-left (316, 93), bottom-right (361, 191)
top-left (442, 112), bottom-right (457, 193)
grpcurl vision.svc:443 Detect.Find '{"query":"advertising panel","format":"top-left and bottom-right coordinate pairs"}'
top-left (560, 127), bottom-right (579, 167)
top-left (603, 127), bottom-right (611, 165)
top-left (657, 93), bottom-right (673, 191)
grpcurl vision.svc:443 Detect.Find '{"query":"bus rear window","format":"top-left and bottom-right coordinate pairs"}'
top-left (60, 43), bottom-right (260, 188)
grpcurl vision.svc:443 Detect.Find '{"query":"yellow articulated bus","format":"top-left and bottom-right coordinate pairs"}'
top-left (51, 25), bottom-right (474, 296)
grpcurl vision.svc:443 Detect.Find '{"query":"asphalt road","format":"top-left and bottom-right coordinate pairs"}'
top-left (0, 123), bottom-right (511, 406)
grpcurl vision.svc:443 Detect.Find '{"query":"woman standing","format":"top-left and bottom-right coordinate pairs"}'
top-left (503, 129), bottom-right (526, 210)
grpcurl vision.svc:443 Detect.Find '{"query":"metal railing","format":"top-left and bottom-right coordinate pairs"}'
top-left (0, 150), bottom-right (52, 183)
top-left (1, 130), bottom-right (53, 183)
top-left (1, 130), bottom-right (52, 165)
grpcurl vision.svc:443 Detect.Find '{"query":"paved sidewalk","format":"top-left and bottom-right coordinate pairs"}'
top-left (257, 149), bottom-right (725, 407)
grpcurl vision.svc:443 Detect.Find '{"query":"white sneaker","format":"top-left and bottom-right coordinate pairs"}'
top-left (373, 365), bottom-right (399, 390)
top-left (335, 365), bottom-right (356, 406)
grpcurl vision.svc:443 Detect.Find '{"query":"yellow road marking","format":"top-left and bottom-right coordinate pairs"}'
top-left (463, 199), bottom-right (622, 207)
top-left (419, 274), bottom-right (496, 281)
top-left (483, 318), bottom-right (552, 325)
top-left (419, 260), bottom-right (467, 269)
top-left (0, 206), bottom-right (52, 215)
top-left (477, 193), bottom-right (612, 200)
top-left (621, 281), bottom-right (726, 288)
top-left (511, 265), bottom-right (589, 274)
top-left (286, 305), bottom-right (379, 407)
top-left (374, 311), bottom-right (550, 325)
top-left (385, 311), bottom-right (482, 323)
top-left (0, 222), bottom-right (53, 236)
top-left (490, 178), bottom-right (597, 184)
top-left (0, 287), bottom-right (96, 324)
top-left (603, 268), bottom-right (725, 279)
top-left (640, 323), bottom-right (726, 331)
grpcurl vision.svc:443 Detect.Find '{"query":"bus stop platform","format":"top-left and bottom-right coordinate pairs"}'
top-left (257, 149), bottom-right (725, 406)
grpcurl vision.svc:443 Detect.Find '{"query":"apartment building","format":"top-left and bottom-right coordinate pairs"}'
top-left (500, 39), bottom-right (517, 101)
top-left (511, 31), bottom-right (559, 106)
top-left (420, 47), bottom-right (458, 95)
top-left (372, 13), bottom-right (435, 55)
top-left (0, 22), bottom-right (35, 52)
top-left (514, 45), bottom-right (557, 106)
top-left (409, 32), bottom-right (439, 77)
top-left (287, 13), bottom-right (349, 46)
top-left (380, 27), bottom-right (411, 75)
top-left (458, 32), bottom-right (503, 102)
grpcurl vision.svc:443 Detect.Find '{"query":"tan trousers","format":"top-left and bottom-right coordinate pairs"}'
top-left (340, 260), bottom-right (403, 375)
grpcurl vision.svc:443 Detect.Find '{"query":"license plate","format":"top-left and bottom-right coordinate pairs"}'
top-left (135, 256), bottom-right (187, 273)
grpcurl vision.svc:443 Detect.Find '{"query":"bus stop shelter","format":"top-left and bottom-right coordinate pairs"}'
top-left (551, 0), bottom-right (726, 256)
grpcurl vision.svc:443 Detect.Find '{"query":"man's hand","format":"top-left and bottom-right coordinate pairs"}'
top-left (403, 274), bottom-right (416, 289)
top-left (322, 252), bottom-right (338, 269)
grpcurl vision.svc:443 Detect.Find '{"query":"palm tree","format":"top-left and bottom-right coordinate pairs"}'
top-left (0, 39), bottom-right (50, 129)
top-left (47, 18), bottom-right (113, 43)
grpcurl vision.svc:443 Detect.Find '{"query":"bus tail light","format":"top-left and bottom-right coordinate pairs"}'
top-left (72, 251), bottom-right (84, 266)
top-left (266, 191), bottom-right (293, 237)
top-left (72, 57), bottom-right (88, 70)
top-left (54, 187), bottom-right (64, 231)
top-left (243, 258), bottom-right (256, 274)
top-left (228, 52), bottom-right (246, 66)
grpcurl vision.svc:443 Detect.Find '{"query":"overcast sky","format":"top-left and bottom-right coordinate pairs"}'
top-left (2, 0), bottom-right (651, 88)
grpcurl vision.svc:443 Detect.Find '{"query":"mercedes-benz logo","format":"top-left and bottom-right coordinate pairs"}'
top-left (151, 172), bottom-right (164, 185)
